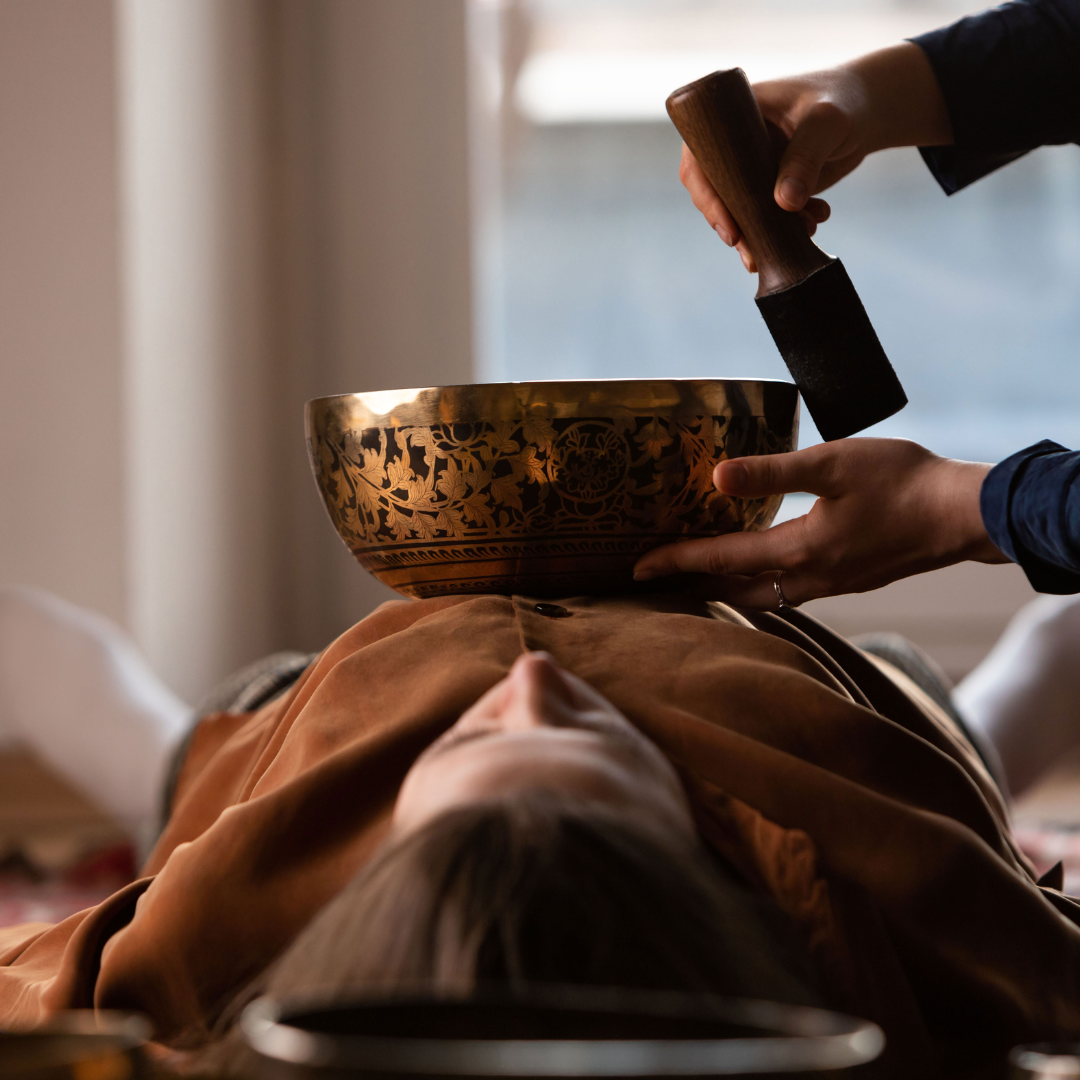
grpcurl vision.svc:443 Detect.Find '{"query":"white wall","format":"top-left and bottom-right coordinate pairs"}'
top-left (0, 0), bottom-right (126, 625)
top-left (0, 0), bottom-right (477, 702)
top-left (118, 0), bottom-right (477, 698)
top-left (120, 0), bottom-right (281, 700)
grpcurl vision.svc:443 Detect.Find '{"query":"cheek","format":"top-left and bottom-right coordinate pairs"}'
top-left (392, 752), bottom-right (488, 833)
top-left (391, 760), bottom-right (439, 830)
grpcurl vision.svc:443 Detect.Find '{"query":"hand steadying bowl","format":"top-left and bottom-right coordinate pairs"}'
top-left (306, 380), bottom-right (799, 599)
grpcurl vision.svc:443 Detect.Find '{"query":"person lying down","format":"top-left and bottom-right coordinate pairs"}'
top-left (2, 586), bottom-right (1080, 1079)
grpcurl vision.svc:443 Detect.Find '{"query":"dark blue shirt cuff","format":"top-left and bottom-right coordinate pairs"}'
top-left (982, 440), bottom-right (1080, 593)
top-left (910, 0), bottom-right (1080, 194)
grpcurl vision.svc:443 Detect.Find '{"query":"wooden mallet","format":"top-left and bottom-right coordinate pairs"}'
top-left (667, 69), bottom-right (907, 441)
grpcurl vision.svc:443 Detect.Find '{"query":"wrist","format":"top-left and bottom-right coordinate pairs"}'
top-left (934, 459), bottom-right (1008, 564)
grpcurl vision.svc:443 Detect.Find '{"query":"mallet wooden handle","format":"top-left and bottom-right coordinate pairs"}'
top-left (666, 69), bottom-right (832, 298)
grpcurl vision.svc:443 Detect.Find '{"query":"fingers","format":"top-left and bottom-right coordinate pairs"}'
top-left (792, 197), bottom-right (830, 238)
top-left (679, 143), bottom-right (741, 247)
top-left (714, 444), bottom-right (845, 500)
top-left (680, 141), bottom-right (832, 270)
top-left (635, 518), bottom-right (813, 582)
top-left (774, 102), bottom-right (851, 211)
top-left (735, 238), bottom-right (757, 274)
top-left (633, 445), bottom-right (854, 583)
top-left (804, 197), bottom-right (831, 223)
top-left (634, 439), bottom-right (955, 604)
top-left (635, 538), bottom-right (828, 610)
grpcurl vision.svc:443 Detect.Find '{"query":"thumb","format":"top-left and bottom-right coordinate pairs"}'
top-left (716, 444), bottom-right (844, 499)
top-left (774, 102), bottom-right (851, 211)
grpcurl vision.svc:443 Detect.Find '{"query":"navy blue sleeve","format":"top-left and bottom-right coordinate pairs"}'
top-left (910, 0), bottom-right (1080, 194)
top-left (981, 441), bottom-right (1080, 592)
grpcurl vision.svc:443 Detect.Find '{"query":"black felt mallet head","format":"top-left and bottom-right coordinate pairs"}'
top-left (667, 69), bottom-right (907, 442)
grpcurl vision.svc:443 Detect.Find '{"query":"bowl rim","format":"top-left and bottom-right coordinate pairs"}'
top-left (0, 1011), bottom-right (150, 1072)
top-left (305, 380), bottom-right (799, 429)
top-left (308, 378), bottom-right (796, 406)
top-left (242, 989), bottom-right (882, 1076)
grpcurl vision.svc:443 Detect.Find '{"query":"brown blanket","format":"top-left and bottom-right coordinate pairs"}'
top-left (1, 594), bottom-right (1078, 1077)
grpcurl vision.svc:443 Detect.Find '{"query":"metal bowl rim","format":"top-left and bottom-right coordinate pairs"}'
top-left (241, 993), bottom-right (883, 1076)
top-left (0, 1011), bottom-right (150, 1074)
top-left (1009, 1043), bottom-right (1080, 1075)
top-left (0, 1012), bottom-right (150, 1044)
top-left (306, 380), bottom-right (799, 428)
top-left (309, 378), bottom-right (796, 403)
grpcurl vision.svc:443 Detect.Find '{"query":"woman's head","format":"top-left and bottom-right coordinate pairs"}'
top-left (270, 653), bottom-right (811, 1002)
top-left (261, 794), bottom-right (812, 1006)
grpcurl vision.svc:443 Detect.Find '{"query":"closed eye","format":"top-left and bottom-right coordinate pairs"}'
top-left (426, 713), bottom-right (650, 766)
top-left (423, 723), bottom-right (499, 761)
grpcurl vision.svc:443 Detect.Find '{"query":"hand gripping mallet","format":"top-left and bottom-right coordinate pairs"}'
top-left (667, 69), bottom-right (907, 441)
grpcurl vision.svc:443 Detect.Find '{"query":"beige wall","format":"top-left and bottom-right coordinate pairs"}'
top-left (0, 0), bottom-right (126, 625)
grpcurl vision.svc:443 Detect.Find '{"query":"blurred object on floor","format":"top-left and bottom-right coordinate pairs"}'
top-left (1012, 745), bottom-right (1080, 895)
top-left (0, 749), bottom-right (134, 927)
top-left (0, 1009), bottom-right (150, 1080)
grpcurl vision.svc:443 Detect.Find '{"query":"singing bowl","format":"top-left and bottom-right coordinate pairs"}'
top-left (306, 380), bottom-right (799, 599)
top-left (1009, 1043), bottom-right (1080, 1077)
top-left (0, 1012), bottom-right (149, 1080)
top-left (242, 988), bottom-right (883, 1078)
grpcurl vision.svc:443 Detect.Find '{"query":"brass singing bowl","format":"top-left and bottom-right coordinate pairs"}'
top-left (0, 1012), bottom-right (149, 1080)
top-left (306, 380), bottom-right (799, 599)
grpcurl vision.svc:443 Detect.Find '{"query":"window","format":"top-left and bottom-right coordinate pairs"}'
top-left (486, 0), bottom-right (1080, 467)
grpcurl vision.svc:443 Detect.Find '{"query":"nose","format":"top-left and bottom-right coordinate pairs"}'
top-left (501, 652), bottom-right (575, 730)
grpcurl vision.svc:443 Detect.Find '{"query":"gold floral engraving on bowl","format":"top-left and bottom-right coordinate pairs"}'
top-left (307, 381), bottom-right (798, 599)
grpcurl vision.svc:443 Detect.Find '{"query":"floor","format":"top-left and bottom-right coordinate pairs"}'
top-left (0, 749), bottom-right (134, 926)
top-left (1011, 745), bottom-right (1080, 893)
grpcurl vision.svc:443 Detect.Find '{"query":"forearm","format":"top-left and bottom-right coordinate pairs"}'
top-left (932, 459), bottom-right (1006, 565)
top-left (845, 43), bottom-right (953, 153)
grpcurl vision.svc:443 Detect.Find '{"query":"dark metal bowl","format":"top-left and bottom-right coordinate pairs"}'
top-left (1009, 1043), bottom-right (1080, 1077)
top-left (306, 380), bottom-right (799, 599)
top-left (242, 988), bottom-right (881, 1079)
top-left (0, 1012), bottom-right (149, 1080)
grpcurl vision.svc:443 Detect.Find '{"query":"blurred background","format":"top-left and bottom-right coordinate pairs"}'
top-left (1, 0), bottom-right (1074, 710)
